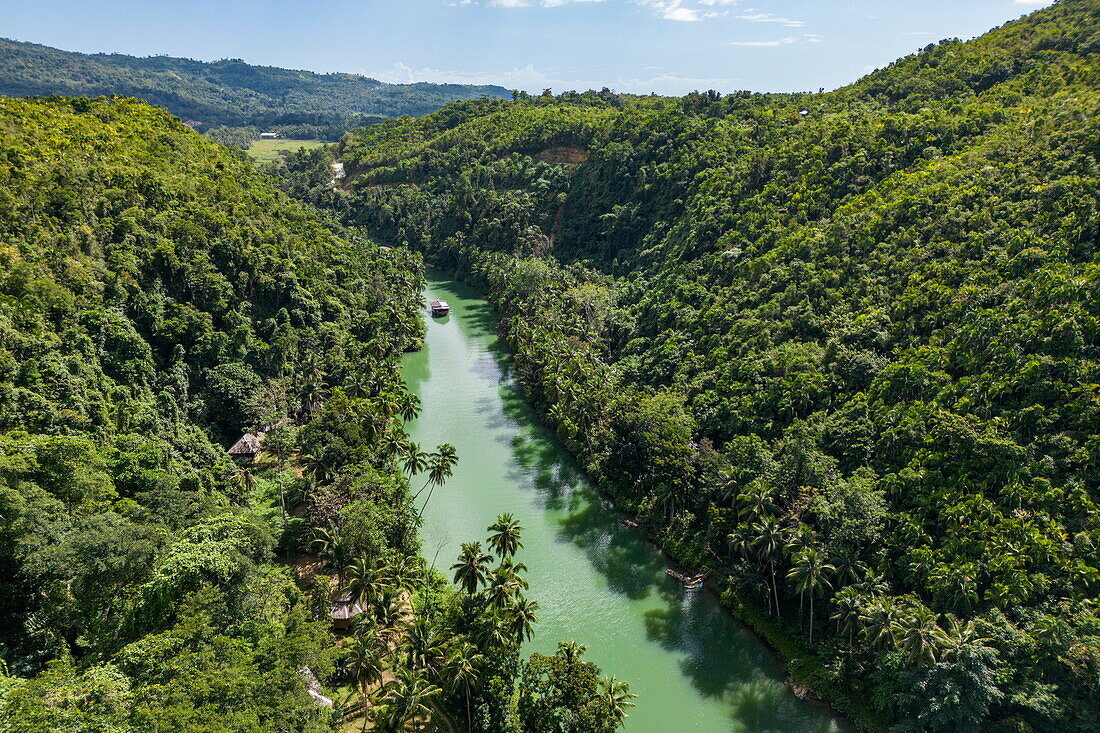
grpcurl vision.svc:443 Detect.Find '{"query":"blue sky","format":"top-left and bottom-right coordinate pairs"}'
top-left (4, 0), bottom-right (1054, 94)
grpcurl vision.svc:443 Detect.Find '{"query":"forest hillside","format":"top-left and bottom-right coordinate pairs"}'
top-left (316, 0), bottom-right (1100, 729)
top-left (0, 38), bottom-right (510, 130)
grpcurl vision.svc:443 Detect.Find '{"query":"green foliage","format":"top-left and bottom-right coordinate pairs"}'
top-left (310, 1), bottom-right (1100, 728)
top-left (0, 37), bottom-right (510, 130)
top-left (0, 96), bottom-right (425, 730)
top-left (517, 642), bottom-right (635, 733)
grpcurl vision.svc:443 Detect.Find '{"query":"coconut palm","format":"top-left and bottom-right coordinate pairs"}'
top-left (487, 513), bottom-right (525, 558)
top-left (444, 642), bottom-right (483, 732)
top-left (556, 640), bottom-right (587, 665)
top-left (600, 676), bottom-right (638, 729)
top-left (230, 464), bottom-right (257, 494)
top-left (506, 596), bottom-right (540, 644)
top-left (383, 555), bottom-right (422, 593)
top-left (830, 586), bottom-right (865, 644)
top-left (751, 516), bottom-right (788, 617)
top-left (311, 526), bottom-right (348, 582)
top-left (451, 542), bottom-right (493, 595)
top-left (346, 556), bottom-right (386, 607)
top-left (300, 451), bottom-right (334, 485)
top-left (484, 563), bottom-right (526, 612)
top-left (402, 441), bottom-right (430, 477)
top-left (860, 595), bottom-right (904, 650)
top-left (404, 617), bottom-right (448, 677)
top-left (346, 633), bottom-right (386, 696)
top-left (414, 443), bottom-right (459, 516)
top-left (375, 667), bottom-right (441, 733)
top-left (398, 392), bottom-right (422, 422)
top-left (786, 546), bottom-right (835, 644)
top-left (736, 481), bottom-right (777, 524)
top-left (897, 603), bottom-right (948, 666)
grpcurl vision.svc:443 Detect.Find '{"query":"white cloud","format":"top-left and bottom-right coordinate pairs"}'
top-left (735, 10), bottom-right (805, 27)
top-left (473, 0), bottom-right (749, 21)
top-left (729, 36), bottom-right (796, 46)
top-left (369, 61), bottom-right (551, 87)
top-left (1015, 0), bottom-right (1053, 4)
top-left (728, 32), bottom-right (819, 47)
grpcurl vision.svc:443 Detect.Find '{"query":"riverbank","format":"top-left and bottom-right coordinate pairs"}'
top-left (402, 269), bottom-right (852, 732)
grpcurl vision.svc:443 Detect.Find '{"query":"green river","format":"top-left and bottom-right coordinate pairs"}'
top-left (401, 272), bottom-right (850, 732)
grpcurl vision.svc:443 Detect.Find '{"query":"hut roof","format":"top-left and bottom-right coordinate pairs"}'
top-left (330, 591), bottom-right (365, 621)
top-left (228, 431), bottom-right (266, 455)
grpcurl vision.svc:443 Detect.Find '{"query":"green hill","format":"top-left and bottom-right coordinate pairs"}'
top-left (0, 95), bottom-right (629, 733)
top-left (0, 95), bottom-right (427, 729)
top-left (0, 37), bottom-right (510, 130)
top-left (319, 0), bottom-right (1100, 729)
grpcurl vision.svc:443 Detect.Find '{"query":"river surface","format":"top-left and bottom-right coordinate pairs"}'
top-left (401, 271), bottom-right (849, 732)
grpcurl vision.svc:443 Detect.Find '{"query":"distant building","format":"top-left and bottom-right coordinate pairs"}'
top-left (228, 430), bottom-right (266, 462)
top-left (259, 131), bottom-right (281, 139)
top-left (182, 120), bottom-right (203, 128)
top-left (329, 591), bottom-right (365, 631)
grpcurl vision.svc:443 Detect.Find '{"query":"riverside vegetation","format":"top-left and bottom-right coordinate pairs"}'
top-left (263, 1), bottom-right (1100, 730)
top-left (0, 97), bottom-right (630, 732)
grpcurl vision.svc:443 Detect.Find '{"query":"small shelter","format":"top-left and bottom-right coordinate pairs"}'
top-left (329, 591), bottom-right (365, 631)
top-left (259, 131), bottom-right (281, 139)
top-left (228, 430), bottom-right (266, 462)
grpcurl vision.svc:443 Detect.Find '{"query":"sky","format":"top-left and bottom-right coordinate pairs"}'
top-left (3, 0), bottom-right (1056, 95)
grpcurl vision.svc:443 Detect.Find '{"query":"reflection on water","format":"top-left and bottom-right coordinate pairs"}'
top-left (402, 272), bottom-right (849, 732)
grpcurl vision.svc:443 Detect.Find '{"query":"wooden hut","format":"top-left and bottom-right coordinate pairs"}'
top-left (228, 430), bottom-right (266, 462)
top-left (329, 591), bottom-right (365, 631)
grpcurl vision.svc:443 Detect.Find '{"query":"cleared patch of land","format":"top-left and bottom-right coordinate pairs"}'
top-left (247, 138), bottom-right (327, 163)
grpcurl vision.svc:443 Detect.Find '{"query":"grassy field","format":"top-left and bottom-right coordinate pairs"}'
top-left (246, 138), bottom-right (327, 163)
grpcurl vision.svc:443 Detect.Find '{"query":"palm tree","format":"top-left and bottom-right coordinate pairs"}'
top-left (346, 556), bottom-right (385, 607)
top-left (414, 443), bottom-right (459, 516)
top-left (444, 642), bottom-right (483, 732)
top-left (897, 603), bottom-right (948, 667)
top-left (451, 542), bottom-right (493, 595)
top-left (556, 640), bottom-right (587, 665)
top-left (230, 464), bottom-right (257, 494)
top-left (346, 371), bottom-right (374, 400)
top-left (404, 617), bottom-right (448, 678)
top-left (860, 595), bottom-right (904, 651)
top-left (402, 441), bottom-right (430, 477)
top-left (398, 392), bottom-right (422, 422)
top-left (506, 596), bottom-right (540, 644)
top-left (346, 633), bottom-right (386, 697)
top-left (830, 586), bottom-right (864, 644)
top-left (484, 564), bottom-right (526, 612)
top-left (311, 527), bottom-right (348, 583)
top-left (751, 516), bottom-right (788, 617)
top-left (487, 513), bottom-right (525, 558)
top-left (736, 481), bottom-right (777, 524)
top-left (831, 553), bottom-right (867, 589)
top-left (384, 555), bottom-right (422, 592)
top-left (376, 667), bottom-right (441, 732)
top-left (300, 451), bottom-right (333, 485)
top-left (786, 546), bottom-right (835, 644)
top-left (600, 676), bottom-right (638, 729)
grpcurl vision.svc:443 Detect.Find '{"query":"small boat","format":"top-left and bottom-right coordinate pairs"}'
top-left (666, 568), bottom-right (707, 589)
top-left (619, 519), bottom-right (640, 528)
top-left (429, 300), bottom-right (450, 317)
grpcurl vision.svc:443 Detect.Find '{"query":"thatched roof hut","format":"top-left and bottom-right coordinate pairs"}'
top-left (330, 591), bottom-right (365, 630)
top-left (228, 431), bottom-right (265, 459)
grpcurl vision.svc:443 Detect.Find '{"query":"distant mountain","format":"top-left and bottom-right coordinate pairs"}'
top-left (0, 38), bottom-right (511, 127)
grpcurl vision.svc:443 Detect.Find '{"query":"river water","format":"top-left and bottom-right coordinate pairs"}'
top-left (401, 271), bottom-right (849, 732)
